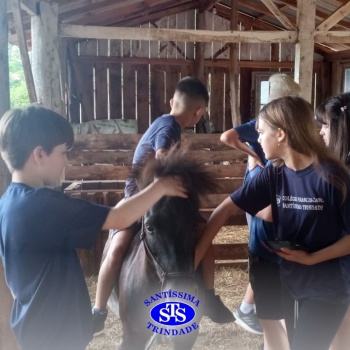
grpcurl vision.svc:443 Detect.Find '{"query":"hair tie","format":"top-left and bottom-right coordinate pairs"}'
top-left (341, 105), bottom-right (347, 112)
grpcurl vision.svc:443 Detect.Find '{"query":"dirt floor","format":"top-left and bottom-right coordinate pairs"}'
top-left (86, 226), bottom-right (263, 350)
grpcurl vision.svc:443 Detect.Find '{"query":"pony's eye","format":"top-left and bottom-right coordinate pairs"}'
top-left (145, 224), bottom-right (154, 233)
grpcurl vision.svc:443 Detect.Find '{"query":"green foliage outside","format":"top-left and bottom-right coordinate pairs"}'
top-left (8, 44), bottom-right (30, 108)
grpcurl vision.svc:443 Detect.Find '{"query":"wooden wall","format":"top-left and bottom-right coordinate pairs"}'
top-left (63, 10), bottom-right (327, 131)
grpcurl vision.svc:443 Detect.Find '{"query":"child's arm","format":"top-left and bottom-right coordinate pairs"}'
top-left (102, 176), bottom-right (187, 230)
top-left (220, 129), bottom-right (265, 168)
top-left (194, 196), bottom-right (241, 269)
top-left (277, 234), bottom-right (350, 265)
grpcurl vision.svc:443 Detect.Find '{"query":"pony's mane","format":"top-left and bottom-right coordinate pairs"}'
top-left (134, 146), bottom-right (217, 207)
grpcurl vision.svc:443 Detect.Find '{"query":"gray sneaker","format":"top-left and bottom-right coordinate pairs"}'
top-left (233, 308), bottom-right (263, 335)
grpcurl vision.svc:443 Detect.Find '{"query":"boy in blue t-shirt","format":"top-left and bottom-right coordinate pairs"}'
top-left (93, 76), bottom-right (235, 330)
top-left (0, 105), bottom-right (188, 350)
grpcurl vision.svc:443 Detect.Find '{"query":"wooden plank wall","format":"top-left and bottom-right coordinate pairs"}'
top-left (64, 133), bottom-right (249, 275)
top-left (65, 10), bottom-right (325, 131)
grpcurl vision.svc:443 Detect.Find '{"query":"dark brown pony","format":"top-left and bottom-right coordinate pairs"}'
top-left (103, 147), bottom-right (216, 350)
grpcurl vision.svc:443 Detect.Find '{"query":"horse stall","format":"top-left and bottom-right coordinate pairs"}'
top-left (63, 132), bottom-right (248, 276)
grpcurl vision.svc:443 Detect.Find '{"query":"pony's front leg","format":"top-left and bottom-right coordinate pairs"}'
top-left (173, 328), bottom-right (200, 350)
top-left (118, 329), bottom-right (151, 350)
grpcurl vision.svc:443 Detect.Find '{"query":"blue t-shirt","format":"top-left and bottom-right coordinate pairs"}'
top-left (0, 183), bottom-right (110, 350)
top-left (234, 120), bottom-right (277, 262)
top-left (231, 164), bottom-right (350, 303)
top-left (125, 114), bottom-right (181, 197)
top-left (234, 119), bottom-right (267, 183)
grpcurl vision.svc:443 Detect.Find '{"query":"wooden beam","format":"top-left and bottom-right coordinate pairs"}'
top-left (59, 24), bottom-right (298, 44)
top-left (216, 3), bottom-right (284, 30)
top-left (315, 31), bottom-right (350, 44)
top-left (0, 3), bottom-right (17, 350)
top-left (331, 60), bottom-right (342, 96)
top-left (260, 0), bottom-right (295, 29)
top-left (19, 0), bottom-right (36, 16)
top-left (214, 2), bottom-right (347, 54)
top-left (7, 0), bottom-right (36, 15)
top-left (294, 0), bottom-right (316, 103)
top-left (64, 0), bottom-right (192, 26)
top-left (230, 0), bottom-right (240, 127)
top-left (279, 0), bottom-right (350, 31)
top-left (0, 0), bottom-right (12, 201)
top-left (323, 49), bottom-right (350, 62)
top-left (1, 2), bottom-right (10, 118)
top-left (256, 4), bottom-right (289, 22)
top-left (150, 21), bottom-right (189, 60)
top-left (199, 0), bottom-right (220, 12)
top-left (114, 1), bottom-right (199, 27)
top-left (316, 1), bottom-right (350, 32)
top-left (239, 0), bottom-right (295, 27)
top-left (10, 0), bottom-right (36, 103)
top-left (194, 11), bottom-right (205, 82)
top-left (75, 54), bottom-right (322, 69)
top-left (213, 243), bottom-right (248, 260)
top-left (31, 0), bottom-right (62, 112)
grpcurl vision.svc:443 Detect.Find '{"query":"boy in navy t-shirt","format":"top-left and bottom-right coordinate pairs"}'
top-left (93, 76), bottom-right (235, 330)
top-left (0, 105), bottom-right (187, 350)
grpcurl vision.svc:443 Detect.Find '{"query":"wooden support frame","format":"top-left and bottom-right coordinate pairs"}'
top-left (31, 0), bottom-right (62, 112)
top-left (260, 0), bottom-right (295, 30)
top-left (1, 2), bottom-right (17, 349)
top-left (316, 1), bottom-right (350, 32)
top-left (59, 24), bottom-right (298, 44)
top-left (229, 0), bottom-right (240, 127)
top-left (294, 0), bottom-right (316, 103)
top-left (7, 0), bottom-right (36, 16)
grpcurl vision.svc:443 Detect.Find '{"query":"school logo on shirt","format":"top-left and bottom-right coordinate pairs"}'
top-left (280, 195), bottom-right (324, 211)
top-left (144, 290), bottom-right (200, 336)
top-left (276, 195), bottom-right (281, 206)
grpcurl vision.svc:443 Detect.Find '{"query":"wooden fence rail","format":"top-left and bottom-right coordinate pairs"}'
top-left (64, 133), bottom-right (248, 275)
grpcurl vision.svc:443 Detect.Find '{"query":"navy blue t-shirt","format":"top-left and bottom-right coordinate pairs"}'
top-left (234, 120), bottom-right (276, 262)
top-left (231, 164), bottom-right (350, 303)
top-left (234, 119), bottom-right (267, 183)
top-left (125, 114), bottom-right (181, 196)
top-left (0, 183), bottom-right (110, 350)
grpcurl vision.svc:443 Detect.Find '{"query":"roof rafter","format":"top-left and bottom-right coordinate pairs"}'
top-left (260, 0), bottom-right (295, 29)
top-left (316, 0), bottom-right (350, 31)
top-left (279, 0), bottom-right (350, 31)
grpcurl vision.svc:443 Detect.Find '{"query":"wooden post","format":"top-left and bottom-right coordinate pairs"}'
top-left (229, 0), bottom-right (240, 126)
top-left (294, 0), bottom-right (316, 103)
top-left (331, 61), bottom-right (342, 96)
top-left (10, 0), bottom-right (37, 103)
top-left (195, 11), bottom-right (207, 134)
top-left (0, 3), bottom-right (18, 350)
top-left (195, 12), bottom-right (205, 83)
top-left (31, 0), bottom-right (62, 113)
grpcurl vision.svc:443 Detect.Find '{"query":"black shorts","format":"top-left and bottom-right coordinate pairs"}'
top-left (249, 252), bottom-right (284, 320)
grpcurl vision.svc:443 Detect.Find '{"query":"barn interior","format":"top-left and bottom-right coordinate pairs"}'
top-left (2, 1), bottom-right (350, 349)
